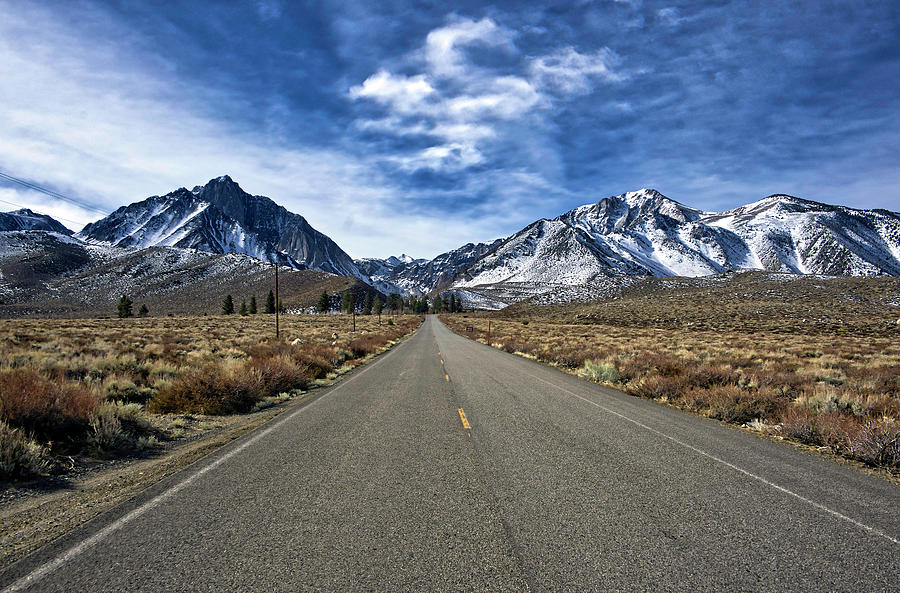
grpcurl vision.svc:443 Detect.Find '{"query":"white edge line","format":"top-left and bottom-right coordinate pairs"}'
top-left (2, 337), bottom-right (409, 593)
top-left (524, 371), bottom-right (900, 547)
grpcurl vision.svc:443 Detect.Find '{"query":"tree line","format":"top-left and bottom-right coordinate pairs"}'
top-left (116, 288), bottom-right (466, 318)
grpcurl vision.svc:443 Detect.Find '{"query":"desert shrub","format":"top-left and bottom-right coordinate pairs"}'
top-left (98, 401), bottom-right (150, 434)
top-left (148, 362), bottom-right (263, 415)
top-left (243, 339), bottom-right (293, 361)
top-left (293, 344), bottom-right (337, 379)
top-left (498, 339), bottom-right (518, 353)
top-left (250, 355), bottom-right (309, 395)
top-left (685, 364), bottom-right (739, 388)
top-left (579, 360), bottom-right (620, 384)
top-left (0, 421), bottom-right (49, 479)
top-left (87, 414), bottom-right (123, 454)
top-left (0, 368), bottom-right (100, 443)
top-left (554, 347), bottom-right (589, 368)
top-left (848, 419), bottom-right (900, 468)
top-left (780, 407), bottom-right (862, 450)
top-left (626, 375), bottom-right (688, 400)
top-left (348, 336), bottom-right (381, 358)
top-left (702, 385), bottom-right (784, 424)
top-left (105, 379), bottom-right (153, 404)
top-left (617, 353), bottom-right (686, 382)
top-left (779, 407), bottom-right (819, 444)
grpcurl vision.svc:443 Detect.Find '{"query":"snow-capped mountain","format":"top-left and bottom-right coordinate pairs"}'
top-left (78, 176), bottom-right (363, 277)
top-left (0, 208), bottom-right (72, 234)
top-left (357, 241), bottom-right (503, 295)
top-left (453, 189), bottom-right (900, 289)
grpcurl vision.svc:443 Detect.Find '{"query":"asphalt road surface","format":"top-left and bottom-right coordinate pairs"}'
top-left (2, 316), bottom-right (898, 592)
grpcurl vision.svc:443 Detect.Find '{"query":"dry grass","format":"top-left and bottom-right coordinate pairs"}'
top-left (0, 314), bottom-right (419, 479)
top-left (441, 309), bottom-right (900, 473)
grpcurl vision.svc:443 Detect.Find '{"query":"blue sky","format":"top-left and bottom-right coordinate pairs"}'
top-left (1, 0), bottom-right (898, 258)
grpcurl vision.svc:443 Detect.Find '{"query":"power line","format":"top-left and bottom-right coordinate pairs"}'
top-left (0, 170), bottom-right (109, 216)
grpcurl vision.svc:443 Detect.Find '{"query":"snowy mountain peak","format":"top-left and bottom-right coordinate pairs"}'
top-left (557, 189), bottom-right (703, 236)
top-left (453, 189), bottom-right (900, 290)
top-left (0, 208), bottom-right (73, 235)
top-left (78, 176), bottom-right (364, 278)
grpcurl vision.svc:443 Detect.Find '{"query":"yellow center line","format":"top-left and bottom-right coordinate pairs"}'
top-left (445, 373), bottom-right (450, 382)
top-left (458, 408), bottom-right (471, 429)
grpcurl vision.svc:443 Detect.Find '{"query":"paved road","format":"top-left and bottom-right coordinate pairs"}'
top-left (2, 316), bottom-right (898, 592)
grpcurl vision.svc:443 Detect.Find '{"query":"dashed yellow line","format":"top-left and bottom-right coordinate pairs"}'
top-left (445, 374), bottom-right (450, 382)
top-left (458, 408), bottom-right (471, 429)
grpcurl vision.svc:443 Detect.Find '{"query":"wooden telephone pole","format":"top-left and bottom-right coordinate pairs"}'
top-left (274, 262), bottom-right (280, 339)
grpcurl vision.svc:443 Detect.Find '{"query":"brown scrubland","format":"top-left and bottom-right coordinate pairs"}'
top-left (440, 274), bottom-right (900, 475)
top-left (0, 314), bottom-right (419, 480)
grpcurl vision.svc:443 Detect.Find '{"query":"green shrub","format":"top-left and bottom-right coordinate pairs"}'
top-left (0, 421), bottom-right (48, 479)
top-left (579, 360), bottom-right (620, 384)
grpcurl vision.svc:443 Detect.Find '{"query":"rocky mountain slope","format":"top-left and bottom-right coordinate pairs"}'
top-left (356, 241), bottom-right (503, 295)
top-left (0, 230), bottom-right (375, 317)
top-left (0, 208), bottom-right (72, 234)
top-left (78, 176), bottom-right (363, 278)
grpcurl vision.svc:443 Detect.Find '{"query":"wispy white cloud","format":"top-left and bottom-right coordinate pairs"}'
top-left (423, 17), bottom-right (513, 77)
top-left (656, 7), bottom-right (685, 26)
top-left (350, 16), bottom-right (625, 175)
top-left (348, 70), bottom-right (436, 113)
top-left (530, 47), bottom-right (624, 94)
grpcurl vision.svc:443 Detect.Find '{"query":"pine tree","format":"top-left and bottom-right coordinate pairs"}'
top-left (222, 294), bottom-right (235, 315)
top-left (239, 300), bottom-right (248, 316)
top-left (363, 293), bottom-right (373, 315)
top-left (341, 290), bottom-right (353, 314)
top-left (138, 303), bottom-right (149, 317)
top-left (373, 296), bottom-right (383, 322)
top-left (249, 295), bottom-right (257, 314)
top-left (265, 290), bottom-right (276, 314)
top-left (117, 294), bottom-right (133, 318)
top-left (317, 290), bottom-right (329, 313)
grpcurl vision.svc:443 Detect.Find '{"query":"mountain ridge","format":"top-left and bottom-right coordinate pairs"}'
top-left (78, 176), bottom-right (363, 278)
top-left (0, 208), bottom-right (72, 235)
top-left (4, 180), bottom-right (898, 310)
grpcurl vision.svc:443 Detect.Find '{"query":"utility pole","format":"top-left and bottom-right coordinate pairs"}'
top-left (274, 262), bottom-right (280, 340)
top-left (487, 320), bottom-right (491, 346)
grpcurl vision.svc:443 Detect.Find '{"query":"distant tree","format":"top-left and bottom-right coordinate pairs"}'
top-left (317, 290), bottom-right (329, 313)
top-left (363, 292), bottom-right (373, 315)
top-left (239, 300), bottom-right (248, 316)
top-left (341, 290), bottom-right (354, 314)
top-left (373, 296), bottom-right (383, 322)
top-left (249, 295), bottom-right (257, 315)
top-left (433, 295), bottom-right (444, 313)
top-left (222, 294), bottom-right (235, 315)
top-left (278, 299), bottom-right (285, 314)
top-left (265, 290), bottom-right (276, 314)
top-left (117, 294), bottom-right (133, 318)
top-left (138, 303), bottom-right (149, 317)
